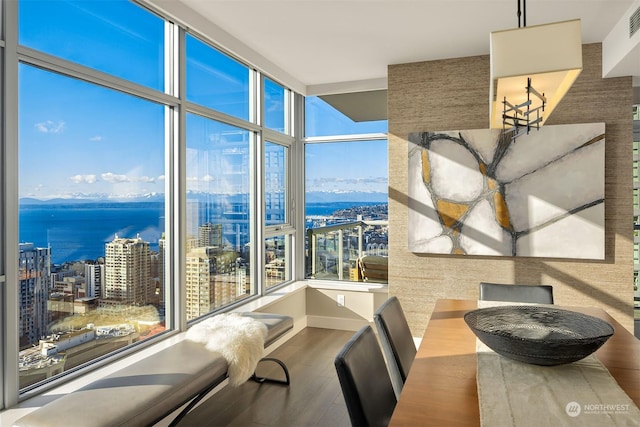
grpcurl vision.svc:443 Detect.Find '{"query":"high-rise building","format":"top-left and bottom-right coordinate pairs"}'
top-left (19, 243), bottom-right (51, 347)
top-left (186, 236), bottom-right (199, 253)
top-left (149, 251), bottom-right (161, 306)
top-left (185, 247), bottom-right (216, 320)
top-left (265, 144), bottom-right (286, 225)
top-left (84, 262), bottom-right (104, 299)
top-left (235, 261), bottom-right (248, 297)
top-left (199, 222), bottom-right (223, 248)
top-left (104, 236), bottom-right (151, 306)
top-left (185, 246), bottom-right (238, 320)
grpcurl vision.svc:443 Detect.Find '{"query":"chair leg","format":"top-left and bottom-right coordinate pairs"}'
top-left (251, 357), bottom-right (290, 386)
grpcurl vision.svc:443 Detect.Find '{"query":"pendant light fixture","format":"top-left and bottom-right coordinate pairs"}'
top-left (489, 0), bottom-right (583, 138)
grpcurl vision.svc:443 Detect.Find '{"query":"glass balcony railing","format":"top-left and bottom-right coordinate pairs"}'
top-left (306, 220), bottom-right (388, 283)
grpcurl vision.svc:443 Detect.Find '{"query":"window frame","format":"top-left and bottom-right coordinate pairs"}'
top-left (1, 0), bottom-right (302, 406)
top-left (303, 95), bottom-right (388, 284)
top-left (260, 131), bottom-right (296, 290)
top-left (260, 72), bottom-right (296, 291)
top-left (14, 53), bottom-right (177, 398)
top-left (263, 76), bottom-right (291, 135)
top-left (183, 111), bottom-right (258, 323)
top-left (18, 0), bottom-right (166, 92)
top-left (263, 138), bottom-right (292, 228)
top-left (184, 32), bottom-right (252, 122)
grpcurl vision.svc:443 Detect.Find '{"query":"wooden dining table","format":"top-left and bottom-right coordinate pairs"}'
top-left (389, 298), bottom-right (640, 426)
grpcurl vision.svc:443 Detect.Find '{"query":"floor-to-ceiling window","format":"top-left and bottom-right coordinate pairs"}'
top-left (1, 0), bottom-right (299, 404)
top-left (16, 0), bottom-right (168, 393)
top-left (18, 65), bottom-right (167, 389)
top-left (304, 96), bottom-right (388, 283)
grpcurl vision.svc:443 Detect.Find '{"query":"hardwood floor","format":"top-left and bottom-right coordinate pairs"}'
top-left (179, 327), bottom-right (355, 427)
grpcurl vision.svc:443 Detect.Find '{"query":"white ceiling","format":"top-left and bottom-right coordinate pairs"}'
top-left (150, 0), bottom-right (639, 94)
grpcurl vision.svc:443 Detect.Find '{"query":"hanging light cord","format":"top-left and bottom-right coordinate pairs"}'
top-left (517, 0), bottom-right (526, 28)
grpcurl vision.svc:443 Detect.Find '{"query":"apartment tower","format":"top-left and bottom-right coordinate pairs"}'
top-left (18, 243), bottom-right (51, 347)
top-left (104, 236), bottom-right (151, 306)
top-left (84, 262), bottom-right (104, 299)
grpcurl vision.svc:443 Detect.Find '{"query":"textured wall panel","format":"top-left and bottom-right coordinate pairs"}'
top-left (388, 44), bottom-right (634, 336)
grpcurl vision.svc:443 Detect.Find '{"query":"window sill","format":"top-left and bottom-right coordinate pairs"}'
top-left (305, 279), bottom-right (388, 293)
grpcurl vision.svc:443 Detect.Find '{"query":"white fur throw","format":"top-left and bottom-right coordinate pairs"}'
top-left (186, 313), bottom-right (268, 386)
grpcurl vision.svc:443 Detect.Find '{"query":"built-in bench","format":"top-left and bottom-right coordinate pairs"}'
top-left (13, 312), bottom-right (293, 427)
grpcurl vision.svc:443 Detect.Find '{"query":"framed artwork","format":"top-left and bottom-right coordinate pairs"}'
top-left (407, 123), bottom-right (605, 259)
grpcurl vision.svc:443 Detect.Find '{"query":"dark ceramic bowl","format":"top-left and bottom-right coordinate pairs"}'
top-left (464, 305), bottom-right (614, 366)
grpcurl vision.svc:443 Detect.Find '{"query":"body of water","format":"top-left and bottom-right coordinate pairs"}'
top-left (19, 201), bottom-right (386, 264)
top-left (20, 202), bottom-right (164, 264)
top-left (305, 201), bottom-right (382, 216)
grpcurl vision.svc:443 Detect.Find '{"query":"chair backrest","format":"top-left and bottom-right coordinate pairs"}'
top-left (374, 296), bottom-right (416, 398)
top-left (334, 325), bottom-right (397, 427)
top-left (479, 282), bottom-right (554, 304)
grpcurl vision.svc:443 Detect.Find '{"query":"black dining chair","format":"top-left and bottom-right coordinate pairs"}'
top-left (334, 325), bottom-right (397, 427)
top-left (374, 296), bottom-right (416, 398)
top-left (479, 282), bottom-right (554, 304)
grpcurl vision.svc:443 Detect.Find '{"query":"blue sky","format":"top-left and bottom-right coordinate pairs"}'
top-left (18, 0), bottom-right (388, 200)
top-left (19, 64), bottom-right (166, 199)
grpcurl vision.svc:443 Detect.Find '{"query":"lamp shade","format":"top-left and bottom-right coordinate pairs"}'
top-left (490, 19), bottom-right (582, 129)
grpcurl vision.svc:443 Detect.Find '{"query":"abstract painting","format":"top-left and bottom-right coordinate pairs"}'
top-left (408, 123), bottom-right (605, 259)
